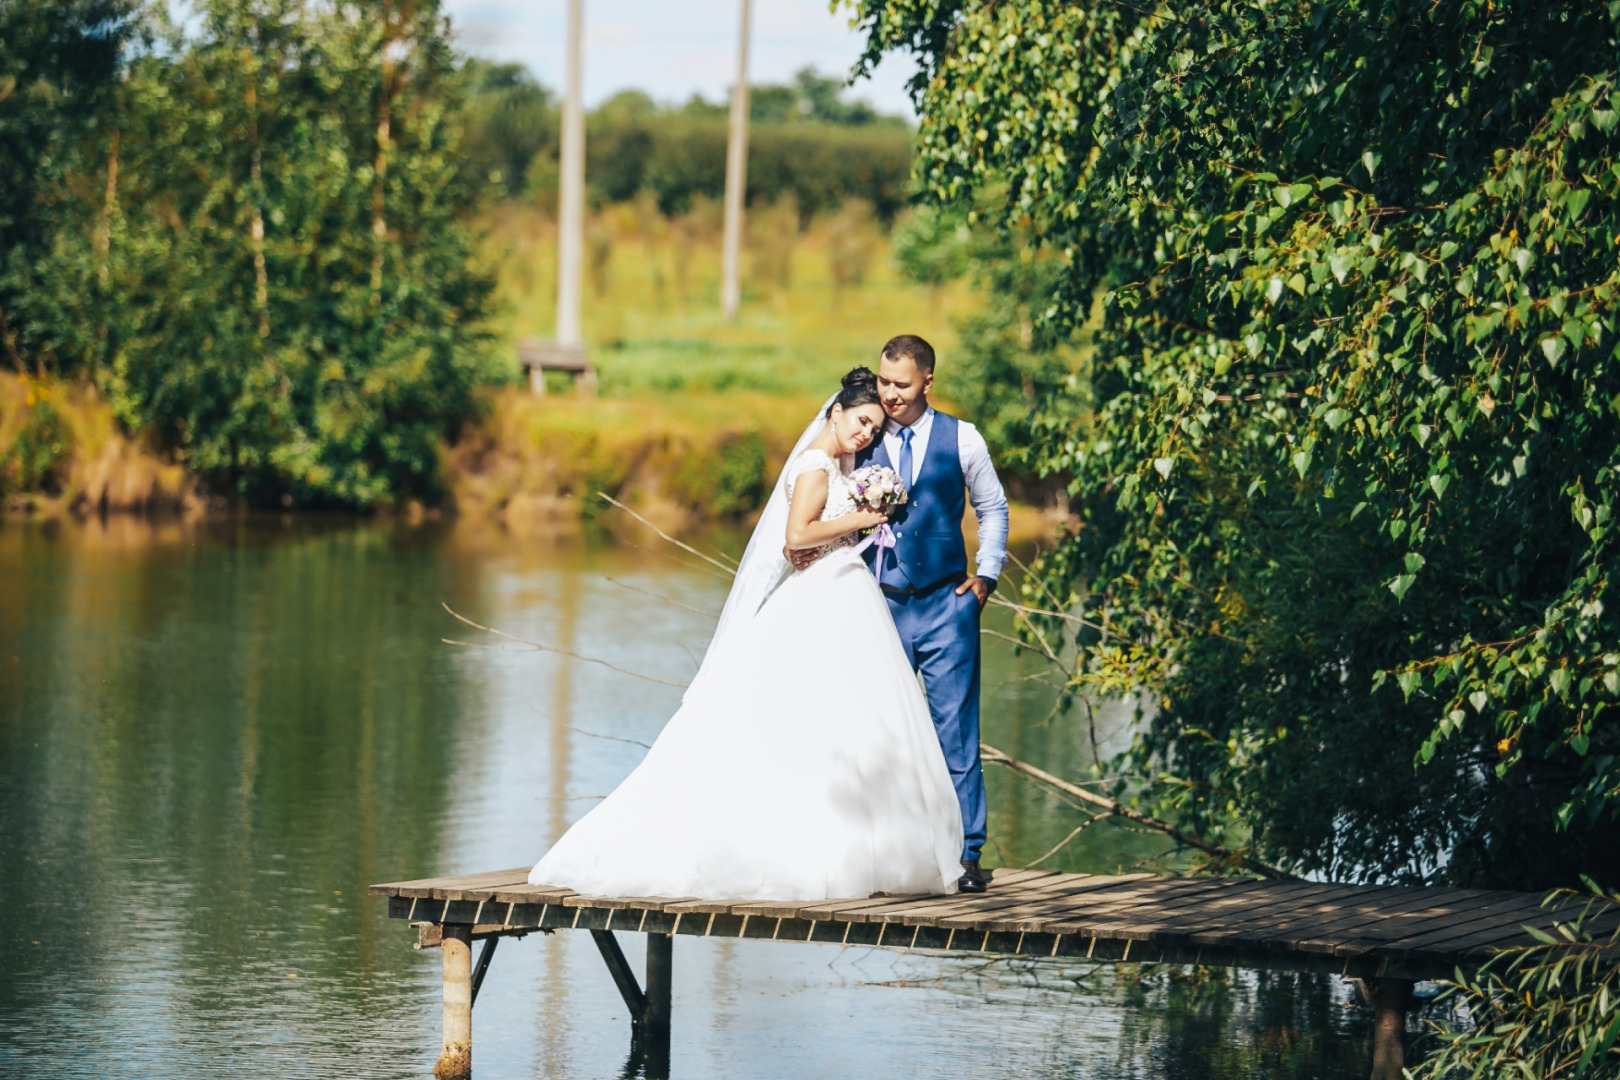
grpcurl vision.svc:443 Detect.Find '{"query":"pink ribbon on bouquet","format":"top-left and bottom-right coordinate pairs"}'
top-left (853, 522), bottom-right (897, 578)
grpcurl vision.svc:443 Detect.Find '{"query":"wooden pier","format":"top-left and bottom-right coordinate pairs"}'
top-left (372, 867), bottom-right (1610, 1079)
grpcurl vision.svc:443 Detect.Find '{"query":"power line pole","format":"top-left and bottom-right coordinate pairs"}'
top-left (719, 0), bottom-right (752, 323)
top-left (556, 0), bottom-right (585, 348)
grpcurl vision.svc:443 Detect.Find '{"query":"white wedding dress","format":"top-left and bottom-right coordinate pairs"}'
top-left (529, 448), bottom-right (964, 901)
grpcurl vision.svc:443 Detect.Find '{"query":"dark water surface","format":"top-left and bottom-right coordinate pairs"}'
top-left (1, 517), bottom-right (1379, 1078)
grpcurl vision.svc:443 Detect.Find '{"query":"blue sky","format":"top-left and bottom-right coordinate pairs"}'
top-left (441, 0), bottom-right (920, 118)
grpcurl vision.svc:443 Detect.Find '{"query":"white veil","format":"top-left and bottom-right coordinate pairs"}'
top-left (685, 393), bottom-right (836, 700)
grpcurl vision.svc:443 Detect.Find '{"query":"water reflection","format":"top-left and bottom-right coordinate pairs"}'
top-left (1, 515), bottom-right (1383, 1078)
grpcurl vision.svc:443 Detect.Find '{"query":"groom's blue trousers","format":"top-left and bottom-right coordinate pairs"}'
top-left (884, 581), bottom-right (986, 863)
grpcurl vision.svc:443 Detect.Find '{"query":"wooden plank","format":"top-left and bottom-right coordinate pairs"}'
top-left (517, 340), bottom-right (590, 371)
top-left (881, 873), bottom-right (1161, 928)
top-left (369, 868), bottom-right (534, 899)
top-left (840, 871), bottom-right (1077, 925)
top-left (487, 883), bottom-right (576, 905)
top-left (661, 899), bottom-right (737, 915)
top-left (1156, 884), bottom-right (1411, 948)
top-left (946, 876), bottom-right (1242, 935)
top-left (1385, 896), bottom-right (1616, 958)
top-left (1023, 879), bottom-right (1274, 940)
top-left (1040, 880), bottom-right (1363, 939)
top-left (1170, 888), bottom-right (1434, 953)
top-left (1397, 905), bottom-right (1617, 959)
top-left (1358, 895), bottom-right (1570, 958)
top-left (1269, 888), bottom-right (1523, 956)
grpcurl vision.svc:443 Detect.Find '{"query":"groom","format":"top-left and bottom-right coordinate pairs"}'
top-left (796, 334), bottom-right (1009, 893)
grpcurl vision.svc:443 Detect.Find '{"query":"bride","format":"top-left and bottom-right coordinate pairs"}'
top-left (529, 368), bottom-right (964, 901)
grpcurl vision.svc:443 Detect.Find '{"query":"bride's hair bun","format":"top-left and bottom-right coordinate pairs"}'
top-left (842, 367), bottom-right (877, 393)
top-left (829, 366), bottom-right (882, 415)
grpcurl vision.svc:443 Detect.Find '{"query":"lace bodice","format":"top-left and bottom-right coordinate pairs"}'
top-left (785, 449), bottom-right (858, 558)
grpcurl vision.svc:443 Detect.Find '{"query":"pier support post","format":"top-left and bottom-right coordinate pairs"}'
top-left (1368, 977), bottom-right (1413, 1080)
top-left (637, 933), bottom-right (672, 1079)
top-left (434, 924), bottom-right (473, 1080)
top-left (641, 932), bottom-right (672, 1042)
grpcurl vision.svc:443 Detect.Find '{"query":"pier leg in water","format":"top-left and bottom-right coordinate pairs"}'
top-left (1368, 977), bottom-right (1413, 1080)
top-left (639, 932), bottom-right (673, 1074)
top-left (434, 924), bottom-right (473, 1080)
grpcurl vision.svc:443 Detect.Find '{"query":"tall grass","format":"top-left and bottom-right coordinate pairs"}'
top-left (479, 200), bottom-right (980, 401)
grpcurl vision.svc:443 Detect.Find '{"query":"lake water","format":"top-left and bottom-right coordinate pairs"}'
top-left (0, 516), bottom-right (1382, 1078)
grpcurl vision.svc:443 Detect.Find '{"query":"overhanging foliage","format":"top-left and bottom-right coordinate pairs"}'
top-left (854, 0), bottom-right (1620, 887)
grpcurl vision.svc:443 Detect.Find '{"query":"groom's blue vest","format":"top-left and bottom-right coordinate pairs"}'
top-left (857, 411), bottom-right (968, 592)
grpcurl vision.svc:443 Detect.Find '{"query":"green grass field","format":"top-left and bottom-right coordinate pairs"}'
top-left (452, 203), bottom-right (1066, 538)
top-left (481, 202), bottom-right (979, 402)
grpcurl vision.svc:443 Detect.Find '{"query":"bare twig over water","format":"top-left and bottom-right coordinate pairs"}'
top-left (441, 602), bottom-right (691, 689)
top-left (602, 575), bottom-right (720, 618)
top-left (1022, 815), bottom-right (1108, 869)
top-left (979, 743), bottom-right (1295, 880)
top-left (597, 492), bottom-right (738, 576)
top-left (572, 726), bottom-right (652, 749)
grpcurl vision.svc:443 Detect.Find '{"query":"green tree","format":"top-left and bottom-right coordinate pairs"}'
top-left (463, 60), bottom-right (555, 199)
top-left (853, 0), bottom-right (1620, 888)
top-left (0, 0), bottom-right (137, 371)
top-left (28, 0), bottom-right (496, 507)
top-left (892, 203), bottom-right (1078, 460)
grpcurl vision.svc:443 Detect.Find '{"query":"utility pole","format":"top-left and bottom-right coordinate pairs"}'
top-left (525, 0), bottom-right (590, 395)
top-left (719, 0), bottom-right (752, 323)
top-left (556, 0), bottom-right (585, 347)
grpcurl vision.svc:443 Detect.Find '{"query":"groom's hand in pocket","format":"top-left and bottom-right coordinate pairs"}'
top-left (956, 575), bottom-right (994, 610)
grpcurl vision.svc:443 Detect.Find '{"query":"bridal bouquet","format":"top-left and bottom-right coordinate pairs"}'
top-left (847, 465), bottom-right (908, 510)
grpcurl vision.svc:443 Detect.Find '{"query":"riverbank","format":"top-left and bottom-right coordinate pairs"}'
top-left (0, 374), bottom-right (202, 516)
top-left (1, 376), bottom-right (1062, 544)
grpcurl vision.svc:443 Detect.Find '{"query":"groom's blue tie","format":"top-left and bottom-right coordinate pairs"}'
top-left (883, 426), bottom-right (915, 588)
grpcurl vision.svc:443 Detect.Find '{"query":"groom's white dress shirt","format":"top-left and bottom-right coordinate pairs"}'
top-left (882, 407), bottom-right (1010, 582)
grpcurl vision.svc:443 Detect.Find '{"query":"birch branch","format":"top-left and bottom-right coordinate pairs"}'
top-left (597, 492), bottom-right (738, 576)
top-left (979, 742), bottom-right (1294, 880)
top-left (441, 602), bottom-right (691, 689)
top-left (602, 575), bottom-right (720, 618)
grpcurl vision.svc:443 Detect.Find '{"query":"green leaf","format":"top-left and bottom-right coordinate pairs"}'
top-left (1397, 668), bottom-right (1421, 696)
top-left (1404, 552), bottom-right (1426, 574)
top-left (1550, 666), bottom-right (1572, 697)
top-left (1286, 273), bottom-right (1306, 296)
top-left (1429, 473), bottom-right (1450, 498)
top-left (1541, 336), bottom-right (1567, 366)
top-left (1469, 690), bottom-right (1489, 712)
top-left (1390, 574), bottom-right (1416, 601)
top-left (1361, 150), bottom-right (1380, 180)
top-left (1565, 188), bottom-right (1591, 221)
top-left (1325, 407), bottom-right (1350, 431)
top-left (1153, 456), bottom-right (1174, 480)
top-left (1291, 448), bottom-right (1312, 476)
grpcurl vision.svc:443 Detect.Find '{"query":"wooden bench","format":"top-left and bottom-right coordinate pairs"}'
top-left (518, 339), bottom-right (596, 395)
top-left (372, 867), bottom-right (1611, 1079)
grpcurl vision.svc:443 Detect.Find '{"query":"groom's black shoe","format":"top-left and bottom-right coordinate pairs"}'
top-left (957, 860), bottom-right (991, 894)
